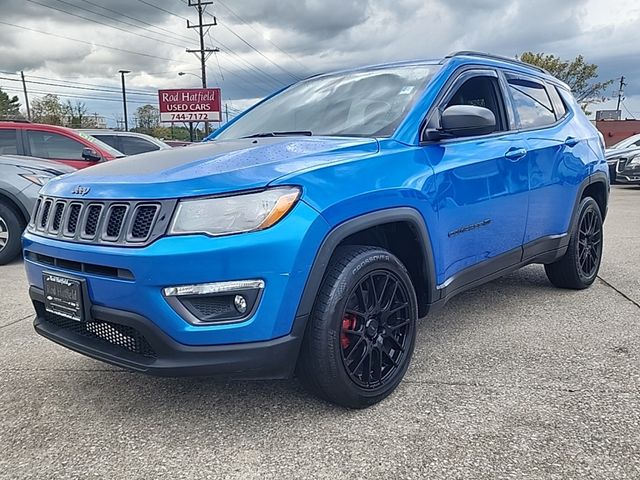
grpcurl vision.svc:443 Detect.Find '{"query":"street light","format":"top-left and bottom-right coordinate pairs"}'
top-left (118, 70), bottom-right (131, 131)
top-left (178, 71), bottom-right (202, 81)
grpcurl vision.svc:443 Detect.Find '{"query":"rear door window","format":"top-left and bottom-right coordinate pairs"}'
top-left (27, 131), bottom-right (86, 160)
top-left (0, 129), bottom-right (18, 155)
top-left (546, 85), bottom-right (568, 120)
top-left (506, 77), bottom-right (557, 129)
top-left (92, 135), bottom-right (120, 151)
top-left (119, 137), bottom-right (160, 155)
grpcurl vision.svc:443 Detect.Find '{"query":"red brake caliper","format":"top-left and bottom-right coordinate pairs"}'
top-left (341, 314), bottom-right (357, 349)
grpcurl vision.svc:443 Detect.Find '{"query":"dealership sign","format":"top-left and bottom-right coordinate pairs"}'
top-left (158, 88), bottom-right (221, 123)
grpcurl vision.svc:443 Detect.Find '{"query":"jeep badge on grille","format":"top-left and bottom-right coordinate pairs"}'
top-left (71, 185), bottom-right (90, 196)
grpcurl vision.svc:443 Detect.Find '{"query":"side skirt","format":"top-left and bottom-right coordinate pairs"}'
top-left (425, 234), bottom-right (569, 315)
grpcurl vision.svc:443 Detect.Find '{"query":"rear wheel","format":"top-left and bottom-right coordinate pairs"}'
top-left (0, 201), bottom-right (24, 265)
top-left (545, 197), bottom-right (603, 289)
top-left (297, 246), bottom-right (418, 408)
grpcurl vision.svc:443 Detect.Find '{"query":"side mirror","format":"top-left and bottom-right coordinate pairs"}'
top-left (82, 147), bottom-right (102, 162)
top-left (426, 105), bottom-right (496, 140)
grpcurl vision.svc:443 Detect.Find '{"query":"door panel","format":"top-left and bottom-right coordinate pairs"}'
top-left (424, 133), bottom-right (529, 286)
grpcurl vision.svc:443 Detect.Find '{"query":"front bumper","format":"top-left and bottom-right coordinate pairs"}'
top-left (31, 287), bottom-right (307, 378)
top-left (23, 200), bottom-right (329, 348)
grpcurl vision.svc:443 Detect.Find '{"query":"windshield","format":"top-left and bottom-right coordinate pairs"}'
top-left (76, 131), bottom-right (125, 157)
top-left (611, 135), bottom-right (640, 150)
top-left (215, 65), bottom-right (439, 140)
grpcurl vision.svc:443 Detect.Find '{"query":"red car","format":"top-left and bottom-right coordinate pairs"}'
top-left (0, 121), bottom-right (124, 169)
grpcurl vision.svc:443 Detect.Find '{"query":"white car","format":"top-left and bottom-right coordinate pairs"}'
top-left (606, 133), bottom-right (640, 153)
top-left (77, 130), bottom-right (171, 156)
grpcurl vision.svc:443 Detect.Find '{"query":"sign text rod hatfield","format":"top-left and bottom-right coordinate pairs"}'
top-left (158, 88), bottom-right (222, 123)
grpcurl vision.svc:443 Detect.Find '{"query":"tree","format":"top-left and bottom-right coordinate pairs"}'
top-left (134, 104), bottom-right (160, 134)
top-left (31, 94), bottom-right (65, 125)
top-left (0, 88), bottom-right (21, 119)
top-left (519, 52), bottom-right (614, 114)
top-left (63, 100), bottom-right (99, 128)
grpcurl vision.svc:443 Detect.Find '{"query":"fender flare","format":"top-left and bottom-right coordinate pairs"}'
top-left (294, 207), bottom-right (438, 319)
top-left (568, 171), bottom-right (609, 235)
top-left (0, 188), bottom-right (30, 224)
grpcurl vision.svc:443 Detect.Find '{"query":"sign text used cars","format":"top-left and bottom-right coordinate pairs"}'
top-left (158, 88), bottom-right (221, 122)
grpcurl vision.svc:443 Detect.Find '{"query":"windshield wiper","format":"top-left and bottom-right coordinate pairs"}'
top-left (242, 130), bottom-right (313, 138)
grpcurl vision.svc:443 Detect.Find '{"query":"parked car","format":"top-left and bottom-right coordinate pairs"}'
top-left (0, 155), bottom-right (75, 264)
top-left (78, 130), bottom-right (171, 156)
top-left (606, 133), bottom-right (640, 152)
top-left (605, 146), bottom-right (640, 183)
top-left (612, 150), bottom-right (640, 185)
top-left (0, 121), bottom-right (124, 169)
top-left (23, 52), bottom-right (608, 408)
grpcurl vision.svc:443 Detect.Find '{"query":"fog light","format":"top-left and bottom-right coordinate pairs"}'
top-left (234, 295), bottom-right (247, 314)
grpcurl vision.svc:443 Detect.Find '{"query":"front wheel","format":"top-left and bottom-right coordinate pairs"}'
top-left (297, 246), bottom-right (418, 408)
top-left (545, 196), bottom-right (603, 289)
top-left (0, 201), bottom-right (24, 265)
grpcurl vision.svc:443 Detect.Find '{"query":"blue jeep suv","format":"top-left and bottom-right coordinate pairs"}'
top-left (23, 52), bottom-right (608, 408)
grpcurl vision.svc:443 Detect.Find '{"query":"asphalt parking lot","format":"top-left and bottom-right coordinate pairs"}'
top-left (0, 186), bottom-right (638, 480)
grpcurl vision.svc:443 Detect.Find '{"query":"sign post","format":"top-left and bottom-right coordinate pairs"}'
top-left (158, 88), bottom-right (221, 140)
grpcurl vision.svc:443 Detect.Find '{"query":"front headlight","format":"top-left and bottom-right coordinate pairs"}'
top-left (628, 155), bottom-right (640, 167)
top-left (168, 186), bottom-right (301, 236)
top-left (19, 173), bottom-right (55, 186)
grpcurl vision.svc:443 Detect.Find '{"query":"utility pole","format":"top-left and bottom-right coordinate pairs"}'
top-left (225, 103), bottom-right (229, 123)
top-left (20, 71), bottom-right (31, 121)
top-left (118, 70), bottom-right (131, 131)
top-left (187, 0), bottom-right (219, 135)
top-left (616, 76), bottom-right (626, 112)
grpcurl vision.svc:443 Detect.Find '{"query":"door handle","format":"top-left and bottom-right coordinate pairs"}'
top-left (565, 136), bottom-right (580, 147)
top-left (504, 147), bottom-right (527, 161)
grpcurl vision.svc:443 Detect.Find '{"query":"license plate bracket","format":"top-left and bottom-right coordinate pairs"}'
top-left (43, 272), bottom-right (87, 322)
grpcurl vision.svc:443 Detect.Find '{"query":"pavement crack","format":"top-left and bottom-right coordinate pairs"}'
top-left (0, 314), bottom-right (34, 330)
top-left (597, 276), bottom-right (640, 310)
top-left (403, 379), bottom-right (639, 394)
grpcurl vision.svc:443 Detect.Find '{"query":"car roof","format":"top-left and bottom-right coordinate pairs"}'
top-left (0, 121), bottom-right (78, 132)
top-left (78, 129), bottom-right (170, 147)
top-left (308, 51), bottom-right (569, 91)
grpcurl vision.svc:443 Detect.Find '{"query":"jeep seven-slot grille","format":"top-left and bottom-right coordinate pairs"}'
top-left (29, 196), bottom-right (175, 247)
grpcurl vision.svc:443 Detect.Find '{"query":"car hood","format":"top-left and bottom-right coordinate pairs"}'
top-left (41, 137), bottom-right (379, 199)
top-left (0, 155), bottom-right (76, 175)
top-left (605, 146), bottom-right (640, 160)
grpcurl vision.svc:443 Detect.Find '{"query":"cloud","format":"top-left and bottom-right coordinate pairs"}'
top-left (0, 0), bottom-right (637, 125)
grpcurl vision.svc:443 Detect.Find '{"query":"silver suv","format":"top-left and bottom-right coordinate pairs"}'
top-left (0, 155), bottom-right (74, 264)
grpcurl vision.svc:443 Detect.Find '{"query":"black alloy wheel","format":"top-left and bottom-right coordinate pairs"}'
top-left (297, 246), bottom-right (418, 408)
top-left (339, 270), bottom-right (414, 390)
top-left (577, 206), bottom-right (602, 278)
top-left (545, 196), bottom-right (603, 289)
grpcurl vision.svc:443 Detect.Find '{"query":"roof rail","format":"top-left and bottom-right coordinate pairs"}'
top-left (443, 51), bottom-right (549, 74)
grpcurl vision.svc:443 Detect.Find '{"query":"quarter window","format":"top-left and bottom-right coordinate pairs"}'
top-left (507, 78), bottom-right (556, 129)
top-left (547, 85), bottom-right (568, 119)
top-left (27, 131), bottom-right (86, 160)
top-left (0, 129), bottom-right (18, 155)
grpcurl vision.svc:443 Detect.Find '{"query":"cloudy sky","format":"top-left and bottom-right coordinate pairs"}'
top-left (1, 0), bottom-right (638, 126)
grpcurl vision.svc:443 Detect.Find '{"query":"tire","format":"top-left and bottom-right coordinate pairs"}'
top-left (545, 196), bottom-right (603, 289)
top-left (0, 201), bottom-right (24, 265)
top-left (297, 245), bottom-right (418, 408)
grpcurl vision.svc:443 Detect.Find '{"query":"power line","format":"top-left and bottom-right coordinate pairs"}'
top-left (0, 85), bottom-right (156, 105)
top-left (135, 0), bottom-right (190, 21)
top-left (0, 20), bottom-right (193, 64)
top-left (0, 75), bottom-right (157, 97)
top-left (75, 0), bottom-right (196, 44)
top-left (25, 0), bottom-right (189, 50)
top-left (215, 0), bottom-right (309, 73)
top-left (179, 0), bottom-right (302, 81)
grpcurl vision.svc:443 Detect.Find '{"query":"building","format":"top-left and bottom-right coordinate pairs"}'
top-left (595, 119), bottom-right (640, 147)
